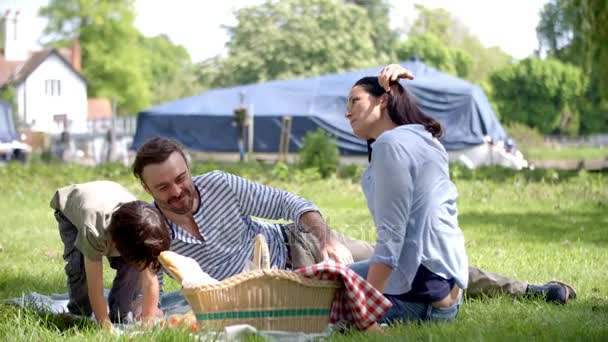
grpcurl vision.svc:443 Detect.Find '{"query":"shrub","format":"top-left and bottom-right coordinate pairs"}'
top-left (490, 58), bottom-right (586, 135)
top-left (504, 122), bottom-right (545, 148)
top-left (337, 163), bottom-right (365, 181)
top-left (298, 128), bottom-right (340, 178)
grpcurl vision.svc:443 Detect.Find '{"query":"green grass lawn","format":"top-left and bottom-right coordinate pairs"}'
top-left (0, 161), bottom-right (607, 341)
top-left (522, 145), bottom-right (608, 161)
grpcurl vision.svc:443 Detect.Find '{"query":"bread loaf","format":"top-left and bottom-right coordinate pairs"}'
top-left (158, 251), bottom-right (219, 287)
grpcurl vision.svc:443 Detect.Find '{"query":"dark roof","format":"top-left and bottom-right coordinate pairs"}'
top-left (0, 57), bottom-right (22, 85)
top-left (6, 49), bottom-right (86, 85)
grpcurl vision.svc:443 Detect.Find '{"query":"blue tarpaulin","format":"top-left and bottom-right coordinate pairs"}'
top-left (0, 100), bottom-right (18, 143)
top-left (132, 60), bottom-right (507, 154)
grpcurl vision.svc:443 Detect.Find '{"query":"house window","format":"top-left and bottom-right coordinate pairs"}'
top-left (45, 79), bottom-right (61, 96)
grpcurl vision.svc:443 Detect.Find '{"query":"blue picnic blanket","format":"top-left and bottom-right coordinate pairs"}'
top-left (4, 290), bottom-right (330, 340)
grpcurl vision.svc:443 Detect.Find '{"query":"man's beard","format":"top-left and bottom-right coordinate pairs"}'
top-left (162, 187), bottom-right (194, 215)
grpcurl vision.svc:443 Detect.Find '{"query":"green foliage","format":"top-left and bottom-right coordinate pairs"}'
top-left (337, 163), bottom-right (364, 181)
top-left (0, 85), bottom-right (15, 106)
top-left (0, 85), bottom-right (19, 129)
top-left (199, 0), bottom-right (378, 88)
top-left (478, 80), bottom-right (502, 120)
top-left (233, 108), bottom-right (247, 129)
top-left (490, 58), bottom-right (586, 135)
top-left (537, 0), bottom-right (608, 133)
top-left (0, 84), bottom-right (16, 114)
top-left (536, 0), bottom-right (580, 62)
top-left (39, 1), bottom-right (199, 114)
top-left (345, 0), bottom-right (398, 60)
top-left (504, 122), bottom-right (546, 148)
top-left (407, 5), bottom-right (512, 83)
top-left (139, 34), bottom-right (202, 105)
top-left (578, 84), bottom-right (608, 134)
top-left (299, 128), bottom-right (340, 178)
top-left (574, 0), bottom-right (608, 100)
top-left (270, 161), bottom-right (323, 183)
top-left (39, 0), bottom-right (150, 114)
top-left (396, 33), bottom-right (472, 78)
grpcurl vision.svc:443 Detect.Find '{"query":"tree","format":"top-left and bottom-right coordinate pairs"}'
top-left (345, 0), bottom-right (398, 60)
top-left (536, 0), bottom-right (578, 61)
top-left (39, 0), bottom-right (150, 114)
top-left (0, 86), bottom-right (15, 111)
top-left (537, 0), bottom-right (608, 133)
top-left (407, 5), bottom-right (512, 82)
top-left (204, 0), bottom-right (378, 87)
top-left (396, 32), bottom-right (471, 79)
top-left (574, 0), bottom-right (608, 100)
top-left (490, 58), bottom-right (586, 135)
top-left (0, 85), bottom-right (18, 126)
top-left (139, 34), bottom-right (202, 105)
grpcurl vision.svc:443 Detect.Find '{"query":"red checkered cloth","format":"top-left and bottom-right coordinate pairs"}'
top-left (295, 260), bottom-right (392, 330)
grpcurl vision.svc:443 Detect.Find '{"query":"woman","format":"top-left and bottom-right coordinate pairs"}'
top-left (346, 64), bottom-right (468, 324)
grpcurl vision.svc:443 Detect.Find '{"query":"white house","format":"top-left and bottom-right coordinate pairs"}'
top-left (0, 9), bottom-right (88, 134)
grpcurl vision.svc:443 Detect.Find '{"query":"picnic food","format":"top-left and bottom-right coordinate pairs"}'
top-left (158, 251), bottom-right (187, 283)
top-left (158, 250), bottom-right (219, 287)
top-left (160, 311), bottom-right (199, 332)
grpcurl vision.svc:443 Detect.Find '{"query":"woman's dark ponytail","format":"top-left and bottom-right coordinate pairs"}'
top-left (353, 77), bottom-right (443, 138)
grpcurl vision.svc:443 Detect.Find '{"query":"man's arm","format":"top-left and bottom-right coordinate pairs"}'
top-left (221, 171), bottom-right (318, 223)
top-left (299, 211), bottom-right (353, 265)
top-left (220, 171), bottom-right (353, 263)
top-left (83, 257), bottom-right (111, 329)
top-left (141, 267), bottom-right (162, 323)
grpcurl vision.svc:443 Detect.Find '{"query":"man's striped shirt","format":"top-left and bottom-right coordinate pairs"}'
top-left (162, 170), bottom-right (318, 281)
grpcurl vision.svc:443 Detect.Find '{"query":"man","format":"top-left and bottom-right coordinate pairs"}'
top-left (51, 182), bottom-right (165, 330)
top-left (131, 137), bottom-right (358, 283)
top-left (132, 136), bottom-right (575, 304)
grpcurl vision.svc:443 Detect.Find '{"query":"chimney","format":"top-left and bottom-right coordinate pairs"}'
top-left (1, 10), bottom-right (11, 56)
top-left (2, 8), bottom-right (27, 61)
top-left (71, 37), bottom-right (81, 72)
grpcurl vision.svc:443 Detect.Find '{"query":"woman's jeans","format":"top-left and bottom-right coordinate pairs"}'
top-left (348, 261), bottom-right (462, 324)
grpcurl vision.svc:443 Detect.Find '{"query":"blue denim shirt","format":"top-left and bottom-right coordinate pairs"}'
top-left (362, 124), bottom-right (469, 295)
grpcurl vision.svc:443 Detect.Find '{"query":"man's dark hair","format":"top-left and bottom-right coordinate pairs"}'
top-left (132, 136), bottom-right (188, 182)
top-left (108, 201), bottom-right (170, 272)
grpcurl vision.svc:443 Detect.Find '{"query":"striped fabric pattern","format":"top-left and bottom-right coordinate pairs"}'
top-left (165, 171), bottom-right (318, 281)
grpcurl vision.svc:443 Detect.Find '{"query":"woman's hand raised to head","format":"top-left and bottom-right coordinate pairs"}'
top-left (379, 64), bottom-right (414, 92)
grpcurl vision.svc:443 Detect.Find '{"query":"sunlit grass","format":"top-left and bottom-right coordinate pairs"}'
top-left (0, 162), bottom-right (606, 340)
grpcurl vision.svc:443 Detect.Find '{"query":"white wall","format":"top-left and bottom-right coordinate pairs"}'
top-left (18, 53), bottom-right (88, 134)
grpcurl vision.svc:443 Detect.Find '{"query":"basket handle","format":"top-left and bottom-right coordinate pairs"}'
top-left (252, 234), bottom-right (271, 270)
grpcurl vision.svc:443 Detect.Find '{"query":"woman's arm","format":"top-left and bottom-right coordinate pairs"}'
top-left (366, 262), bottom-right (393, 293)
top-left (367, 142), bottom-right (416, 287)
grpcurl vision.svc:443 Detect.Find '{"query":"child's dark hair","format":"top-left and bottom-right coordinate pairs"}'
top-left (108, 201), bottom-right (170, 272)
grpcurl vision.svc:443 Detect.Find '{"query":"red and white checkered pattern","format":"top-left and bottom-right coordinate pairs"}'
top-left (295, 260), bottom-right (392, 330)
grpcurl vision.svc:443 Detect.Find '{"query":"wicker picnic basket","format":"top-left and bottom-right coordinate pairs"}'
top-left (179, 234), bottom-right (341, 333)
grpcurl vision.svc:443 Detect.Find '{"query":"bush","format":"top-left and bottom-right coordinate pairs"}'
top-left (337, 163), bottom-right (365, 181)
top-left (298, 128), bottom-right (340, 178)
top-left (504, 122), bottom-right (545, 148)
top-left (490, 58), bottom-right (586, 135)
